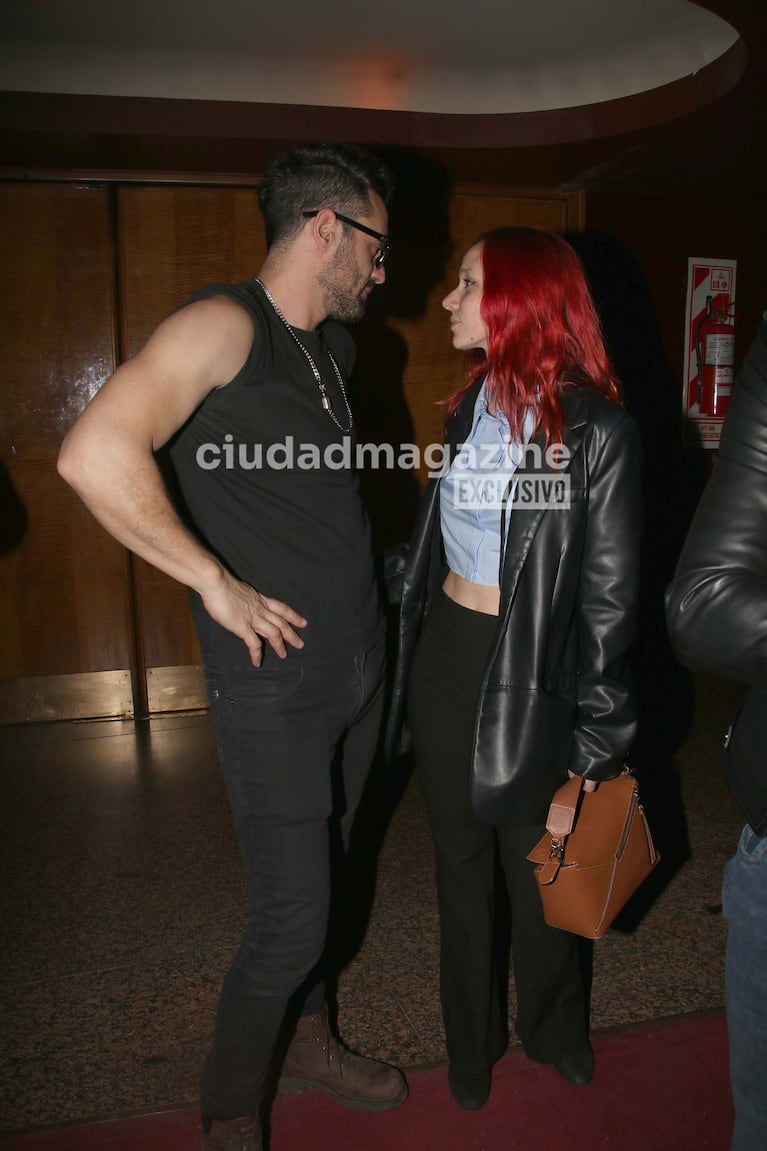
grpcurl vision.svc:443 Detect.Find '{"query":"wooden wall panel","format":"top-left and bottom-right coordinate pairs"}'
top-left (117, 186), bottom-right (267, 675)
top-left (0, 182), bottom-right (132, 685)
top-left (118, 185), bottom-right (267, 357)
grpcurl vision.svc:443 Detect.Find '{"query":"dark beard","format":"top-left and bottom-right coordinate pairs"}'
top-left (325, 291), bottom-right (367, 324)
top-left (318, 238), bottom-right (370, 324)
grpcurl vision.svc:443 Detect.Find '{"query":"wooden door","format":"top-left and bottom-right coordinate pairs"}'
top-left (0, 182), bottom-right (134, 722)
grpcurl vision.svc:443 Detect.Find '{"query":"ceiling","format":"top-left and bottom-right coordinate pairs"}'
top-left (0, 0), bottom-right (742, 117)
top-left (0, 0), bottom-right (762, 200)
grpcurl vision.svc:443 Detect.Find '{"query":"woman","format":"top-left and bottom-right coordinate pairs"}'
top-left (386, 227), bottom-right (642, 1110)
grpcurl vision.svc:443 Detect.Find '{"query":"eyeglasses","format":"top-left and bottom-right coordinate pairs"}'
top-left (303, 210), bottom-right (391, 268)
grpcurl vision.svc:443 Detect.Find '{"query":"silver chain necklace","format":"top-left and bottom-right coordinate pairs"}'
top-left (255, 279), bottom-right (354, 433)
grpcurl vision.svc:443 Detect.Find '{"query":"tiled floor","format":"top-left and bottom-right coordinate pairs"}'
top-left (0, 670), bottom-right (745, 1134)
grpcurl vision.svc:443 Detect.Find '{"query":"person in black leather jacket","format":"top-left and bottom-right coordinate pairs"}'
top-left (386, 228), bottom-right (642, 1109)
top-left (666, 318), bottom-right (767, 1151)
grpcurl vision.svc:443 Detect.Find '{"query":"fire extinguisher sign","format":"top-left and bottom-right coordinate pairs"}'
top-left (683, 257), bottom-right (737, 448)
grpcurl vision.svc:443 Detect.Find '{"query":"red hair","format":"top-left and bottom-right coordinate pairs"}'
top-left (446, 227), bottom-right (621, 445)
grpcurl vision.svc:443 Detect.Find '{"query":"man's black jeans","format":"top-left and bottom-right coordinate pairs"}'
top-left (199, 634), bottom-right (386, 1119)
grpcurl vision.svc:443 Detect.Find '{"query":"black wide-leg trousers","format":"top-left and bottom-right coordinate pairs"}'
top-left (408, 591), bottom-right (588, 1073)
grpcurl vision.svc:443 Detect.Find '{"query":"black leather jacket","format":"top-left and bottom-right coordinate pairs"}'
top-left (386, 382), bottom-right (643, 825)
top-left (666, 320), bottom-right (767, 835)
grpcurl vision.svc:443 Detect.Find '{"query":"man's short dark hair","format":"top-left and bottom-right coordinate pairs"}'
top-left (257, 142), bottom-right (394, 250)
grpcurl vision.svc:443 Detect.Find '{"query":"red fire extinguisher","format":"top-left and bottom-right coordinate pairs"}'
top-left (695, 295), bottom-right (735, 417)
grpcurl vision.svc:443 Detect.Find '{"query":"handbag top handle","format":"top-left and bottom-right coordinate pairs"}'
top-left (545, 775), bottom-right (585, 838)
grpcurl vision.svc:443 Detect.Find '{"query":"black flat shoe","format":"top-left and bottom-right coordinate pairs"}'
top-left (447, 1065), bottom-right (491, 1110)
top-left (554, 1042), bottom-right (594, 1086)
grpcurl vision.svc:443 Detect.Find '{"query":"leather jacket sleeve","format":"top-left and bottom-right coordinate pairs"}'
top-left (381, 542), bottom-right (410, 606)
top-left (572, 411), bottom-right (643, 779)
top-left (665, 320), bottom-right (767, 687)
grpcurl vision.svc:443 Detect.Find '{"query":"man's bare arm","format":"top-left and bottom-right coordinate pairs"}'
top-left (57, 296), bottom-right (306, 665)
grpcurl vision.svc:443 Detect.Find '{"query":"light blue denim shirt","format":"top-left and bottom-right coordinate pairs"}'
top-left (441, 382), bottom-right (535, 586)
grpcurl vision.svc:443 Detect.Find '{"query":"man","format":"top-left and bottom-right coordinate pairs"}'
top-left (58, 142), bottom-right (406, 1151)
top-left (666, 317), bottom-right (767, 1151)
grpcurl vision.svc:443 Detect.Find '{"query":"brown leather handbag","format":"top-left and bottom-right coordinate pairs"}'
top-left (526, 767), bottom-right (660, 939)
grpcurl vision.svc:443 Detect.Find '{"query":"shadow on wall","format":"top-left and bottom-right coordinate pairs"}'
top-left (566, 229), bottom-right (708, 926)
top-left (350, 148), bottom-right (454, 554)
top-left (0, 459), bottom-right (28, 556)
top-left (324, 151), bottom-right (454, 979)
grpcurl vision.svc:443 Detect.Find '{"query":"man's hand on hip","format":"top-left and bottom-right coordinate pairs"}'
top-left (201, 571), bottom-right (307, 666)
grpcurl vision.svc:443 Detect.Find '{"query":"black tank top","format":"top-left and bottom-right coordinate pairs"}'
top-left (168, 280), bottom-right (382, 667)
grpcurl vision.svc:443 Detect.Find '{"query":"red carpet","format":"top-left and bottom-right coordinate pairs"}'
top-left (0, 1013), bottom-right (733, 1150)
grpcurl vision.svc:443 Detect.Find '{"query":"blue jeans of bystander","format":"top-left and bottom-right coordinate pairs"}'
top-left (722, 824), bottom-right (767, 1151)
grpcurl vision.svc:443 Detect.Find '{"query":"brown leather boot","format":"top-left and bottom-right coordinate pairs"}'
top-left (200, 1113), bottom-right (262, 1150)
top-left (279, 1006), bottom-right (408, 1111)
